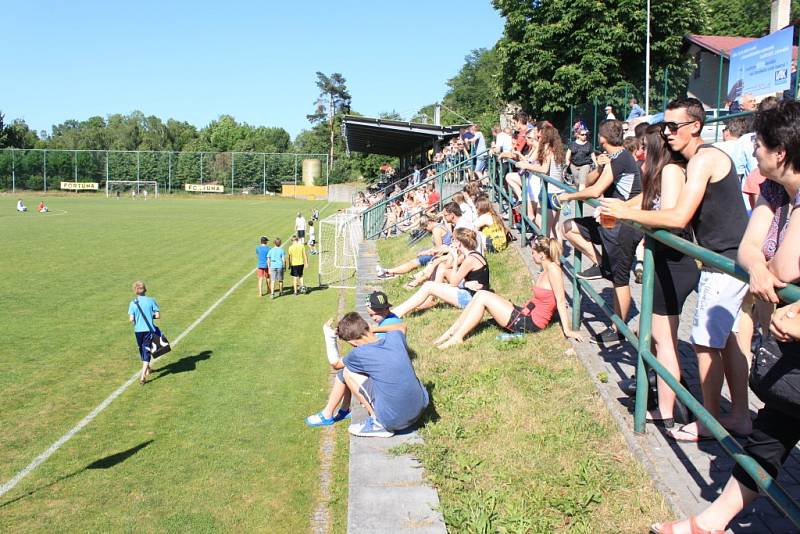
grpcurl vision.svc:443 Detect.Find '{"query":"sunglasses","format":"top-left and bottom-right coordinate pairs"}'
top-left (662, 120), bottom-right (695, 133)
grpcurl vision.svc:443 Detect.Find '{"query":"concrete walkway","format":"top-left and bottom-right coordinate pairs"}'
top-left (346, 241), bottom-right (446, 534)
top-left (513, 236), bottom-right (800, 533)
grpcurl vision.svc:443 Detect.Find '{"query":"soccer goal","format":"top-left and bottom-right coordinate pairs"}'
top-left (106, 180), bottom-right (159, 198)
top-left (318, 210), bottom-right (363, 288)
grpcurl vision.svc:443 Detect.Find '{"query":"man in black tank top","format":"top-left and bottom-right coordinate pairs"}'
top-left (600, 97), bottom-right (751, 440)
top-left (559, 119), bottom-right (643, 345)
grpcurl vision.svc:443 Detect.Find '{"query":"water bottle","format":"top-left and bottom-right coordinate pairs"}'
top-left (496, 332), bottom-right (525, 341)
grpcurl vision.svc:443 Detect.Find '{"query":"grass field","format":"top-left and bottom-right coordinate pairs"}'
top-left (376, 236), bottom-right (671, 532)
top-left (0, 194), bottom-right (349, 532)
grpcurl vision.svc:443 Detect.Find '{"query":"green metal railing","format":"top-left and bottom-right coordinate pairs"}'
top-left (361, 151), bottom-right (485, 239)
top-left (486, 157), bottom-right (800, 527)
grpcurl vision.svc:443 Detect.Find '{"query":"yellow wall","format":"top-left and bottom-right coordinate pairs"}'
top-left (281, 185), bottom-right (328, 200)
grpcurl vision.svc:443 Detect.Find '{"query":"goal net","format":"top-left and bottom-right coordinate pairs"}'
top-left (106, 180), bottom-right (159, 198)
top-left (318, 210), bottom-right (363, 288)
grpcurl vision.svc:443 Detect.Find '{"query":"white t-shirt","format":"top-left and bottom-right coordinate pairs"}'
top-left (295, 216), bottom-right (306, 231)
top-left (496, 132), bottom-right (513, 154)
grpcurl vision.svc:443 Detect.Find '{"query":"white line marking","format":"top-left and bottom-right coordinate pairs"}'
top-left (0, 199), bottom-right (336, 500)
top-left (0, 267), bottom-right (255, 499)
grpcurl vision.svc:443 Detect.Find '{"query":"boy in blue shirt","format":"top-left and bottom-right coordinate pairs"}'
top-left (255, 236), bottom-right (271, 297)
top-left (305, 311), bottom-right (427, 438)
top-left (266, 238), bottom-right (286, 298)
top-left (128, 280), bottom-right (161, 385)
top-left (365, 291), bottom-right (402, 338)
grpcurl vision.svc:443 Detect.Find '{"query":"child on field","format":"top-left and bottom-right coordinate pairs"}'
top-left (266, 238), bottom-right (286, 298)
top-left (308, 221), bottom-right (317, 255)
top-left (255, 236), bottom-right (271, 297)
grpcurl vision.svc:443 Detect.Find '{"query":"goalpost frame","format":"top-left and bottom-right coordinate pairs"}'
top-left (106, 180), bottom-right (159, 197)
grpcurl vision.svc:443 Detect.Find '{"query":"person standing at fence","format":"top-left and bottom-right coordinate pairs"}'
top-left (600, 97), bottom-right (751, 440)
top-left (558, 120), bottom-right (643, 346)
top-left (650, 99), bottom-right (800, 534)
top-left (471, 125), bottom-right (489, 180)
top-left (128, 281), bottom-right (160, 385)
top-left (565, 128), bottom-right (596, 189)
top-left (598, 124), bottom-right (699, 428)
top-left (255, 236), bottom-right (271, 297)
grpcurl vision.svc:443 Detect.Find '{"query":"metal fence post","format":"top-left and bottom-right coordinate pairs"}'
top-left (592, 98), bottom-right (599, 151)
top-left (520, 171), bottom-right (528, 247)
top-left (262, 153), bottom-right (266, 195)
top-left (571, 200), bottom-right (583, 330)
top-left (168, 152), bottom-right (172, 194)
top-left (539, 178), bottom-right (548, 237)
top-left (11, 149), bottom-right (16, 193)
top-left (663, 66), bottom-right (669, 111)
top-left (437, 172), bottom-right (444, 212)
top-left (105, 151), bottom-right (109, 184)
top-left (294, 154), bottom-right (298, 199)
top-left (231, 152), bottom-right (235, 195)
top-left (634, 236), bottom-right (656, 434)
top-left (715, 52), bottom-right (725, 142)
top-left (74, 150), bottom-right (78, 183)
top-left (43, 149), bottom-right (47, 193)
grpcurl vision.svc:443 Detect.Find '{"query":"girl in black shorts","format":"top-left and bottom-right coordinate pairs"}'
top-left (632, 124), bottom-right (699, 429)
top-left (432, 237), bottom-right (583, 348)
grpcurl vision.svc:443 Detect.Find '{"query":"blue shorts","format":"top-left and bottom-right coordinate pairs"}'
top-left (456, 289), bottom-right (473, 309)
top-left (135, 331), bottom-right (150, 362)
top-left (475, 157), bottom-right (488, 173)
top-left (418, 254), bottom-right (434, 266)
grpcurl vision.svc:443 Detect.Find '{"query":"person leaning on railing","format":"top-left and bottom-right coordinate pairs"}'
top-left (650, 99), bottom-right (800, 534)
top-left (600, 98), bottom-right (751, 442)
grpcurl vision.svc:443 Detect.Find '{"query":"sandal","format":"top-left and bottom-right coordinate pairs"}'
top-left (667, 424), bottom-right (713, 443)
top-left (650, 516), bottom-right (725, 534)
top-left (305, 411), bottom-right (335, 427)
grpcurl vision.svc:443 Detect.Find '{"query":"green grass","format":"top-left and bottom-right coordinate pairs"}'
top-left (0, 194), bottom-right (349, 532)
top-left (377, 236), bottom-right (670, 533)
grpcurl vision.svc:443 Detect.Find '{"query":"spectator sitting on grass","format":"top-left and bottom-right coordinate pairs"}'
top-left (377, 214), bottom-right (452, 279)
top-left (16, 199), bottom-right (27, 212)
top-left (305, 312), bottom-right (428, 438)
top-left (433, 236), bottom-right (582, 348)
top-left (391, 228), bottom-right (490, 317)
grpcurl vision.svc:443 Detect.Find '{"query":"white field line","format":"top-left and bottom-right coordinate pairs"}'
top-left (0, 199), bottom-right (336, 500)
top-left (0, 268), bottom-right (254, 499)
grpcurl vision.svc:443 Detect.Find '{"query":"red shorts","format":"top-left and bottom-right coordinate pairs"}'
top-left (257, 268), bottom-right (269, 278)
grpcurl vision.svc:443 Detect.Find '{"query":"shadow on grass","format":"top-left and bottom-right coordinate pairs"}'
top-left (150, 350), bottom-right (212, 382)
top-left (0, 440), bottom-right (154, 508)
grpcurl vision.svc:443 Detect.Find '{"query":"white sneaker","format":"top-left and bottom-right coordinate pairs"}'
top-left (348, 416), bottom-right (394, 438)
top-left (376, 265), bottom-right (384, 276)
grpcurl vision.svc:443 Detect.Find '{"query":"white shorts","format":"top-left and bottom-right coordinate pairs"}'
top-left (690, 269), bottom-right (748, 349)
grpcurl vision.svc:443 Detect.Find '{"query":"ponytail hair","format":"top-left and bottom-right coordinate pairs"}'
top-left (533, 236), bottom-right (561, 264)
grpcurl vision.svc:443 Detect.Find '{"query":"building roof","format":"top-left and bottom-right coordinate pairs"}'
top-left (685, 34), bottom-right (798, 61)
top-left (341, 115), bottom-right (462, 156)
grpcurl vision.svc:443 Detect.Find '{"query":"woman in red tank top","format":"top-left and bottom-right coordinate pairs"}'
top-left (433, 237), bottom-right (583, 348)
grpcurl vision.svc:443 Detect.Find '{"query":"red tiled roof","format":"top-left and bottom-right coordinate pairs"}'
top-left (685, 34), bottom-right (798, 61)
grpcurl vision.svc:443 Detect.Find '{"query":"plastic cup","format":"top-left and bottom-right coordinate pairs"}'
top-left (600, 213), bottom-right (617, 229)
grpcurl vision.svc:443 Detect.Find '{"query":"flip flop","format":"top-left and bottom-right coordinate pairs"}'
top-left (667, 424), bottom-right (714, 443)
top-left (650, 516), bottom-right (725, 534)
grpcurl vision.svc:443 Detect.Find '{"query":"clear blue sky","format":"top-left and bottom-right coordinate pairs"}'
top-left (2, 1), bottom-right (504, 140)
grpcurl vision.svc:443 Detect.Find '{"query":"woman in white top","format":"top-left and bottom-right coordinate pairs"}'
top-left (515, 123), bottom-right (566, 237)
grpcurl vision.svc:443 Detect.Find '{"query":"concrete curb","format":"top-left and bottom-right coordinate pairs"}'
top-left (346, 241), bottom-right (446, 534)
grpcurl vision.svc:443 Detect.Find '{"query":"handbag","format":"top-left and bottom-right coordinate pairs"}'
top-left (134, 299), bottom-right (171, 358)
top-left (749, 334), bottom-right (800, 415)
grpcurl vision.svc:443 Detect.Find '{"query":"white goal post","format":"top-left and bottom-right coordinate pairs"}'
top-left (318, 209), bottom-right (363, 288)
top-left (106, 180), bottom-right (159, 197)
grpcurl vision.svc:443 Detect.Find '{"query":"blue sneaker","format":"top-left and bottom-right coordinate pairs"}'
top-left (348, 416), bottom-right (394, 438)
top-left (333, 408), bottom-right (352, 422)
top-left (305, 411), bottom-right (334, 427)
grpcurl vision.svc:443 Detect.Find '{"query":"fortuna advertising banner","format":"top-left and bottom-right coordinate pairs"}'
top-left (60, 182), bottom-right (99, 190)
top-left (184, 183), bottom-right (224, 192)
top-left (727, 27), bottom-right (794, 101)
